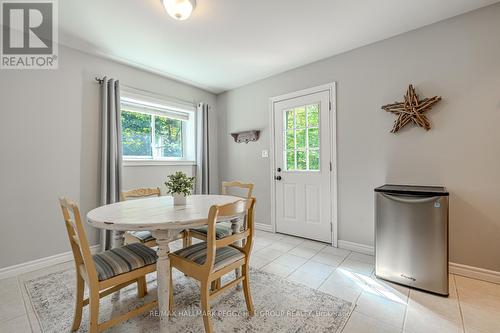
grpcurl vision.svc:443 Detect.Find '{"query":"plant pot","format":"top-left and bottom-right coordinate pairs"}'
top-left (173, 193), bottom-right (187, 206)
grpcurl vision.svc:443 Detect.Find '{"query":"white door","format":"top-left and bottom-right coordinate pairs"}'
top-left (273, 90), bottom-right (332, 243)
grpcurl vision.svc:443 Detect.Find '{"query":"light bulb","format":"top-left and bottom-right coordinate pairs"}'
top-left (163, 0), bottom-right (196, 21)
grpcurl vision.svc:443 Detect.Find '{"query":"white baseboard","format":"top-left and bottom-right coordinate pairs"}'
top-left (449, 262), bottom-right (500, 285)
top-left (255, 223), bottom-right (274, 233)
top-left (335, 241), bottom-right (500, 285)
top-left (0, 245), bottom-right (101, 280)
top-left (338, 240), bottom-right (375, 255)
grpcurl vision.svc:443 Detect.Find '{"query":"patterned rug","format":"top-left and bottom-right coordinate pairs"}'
top-left (24, 267), bottom-right (353, 332)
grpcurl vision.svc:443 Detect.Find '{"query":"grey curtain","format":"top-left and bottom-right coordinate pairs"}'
top-left (196, 103), bottom-right (210, 194)
top-left (99, 77), bottom-right (123, 250)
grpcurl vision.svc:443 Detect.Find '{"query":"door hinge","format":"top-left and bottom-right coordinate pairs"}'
top-left (329, 101), bottom-right (332, 111)
top-left (329, 162), bottom-right (332, 171)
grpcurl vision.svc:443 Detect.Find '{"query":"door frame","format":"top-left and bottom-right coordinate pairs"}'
top-left (269, 82), bottom-right (338, 247)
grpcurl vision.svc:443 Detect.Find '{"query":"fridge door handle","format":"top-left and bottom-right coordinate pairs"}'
top-left (380, 193), bottom-right (441, 204)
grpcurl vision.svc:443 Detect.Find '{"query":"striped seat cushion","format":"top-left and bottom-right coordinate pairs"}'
top-left (172, 242), bottom-right (244, 271)
top-left (129, 230), bottom-right (155, 243)
top-left (93, 243), bottom-right (157, 281)
top-left (191, 222), bottom-right (233, 239)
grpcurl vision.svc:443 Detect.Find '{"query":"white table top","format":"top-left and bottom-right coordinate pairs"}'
top-left (86, 195), bottom-right (241, 231)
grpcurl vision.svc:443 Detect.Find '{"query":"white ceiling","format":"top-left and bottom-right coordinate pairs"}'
top-left (59, 0), bottom-right (499, 93)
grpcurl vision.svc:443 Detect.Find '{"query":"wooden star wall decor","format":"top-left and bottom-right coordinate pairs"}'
top-left (381, 84), bottom-right (442, 133)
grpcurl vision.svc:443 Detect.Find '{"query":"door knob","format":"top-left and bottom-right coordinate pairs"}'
top-left (275, 175), bottom-right (282, 181)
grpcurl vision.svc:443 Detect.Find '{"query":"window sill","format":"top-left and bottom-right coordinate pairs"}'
top-left (123, 160), bottom-right (197, 167)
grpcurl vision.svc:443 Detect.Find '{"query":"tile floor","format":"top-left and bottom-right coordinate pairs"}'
top-left (1, 230), bottom-right (500, 332)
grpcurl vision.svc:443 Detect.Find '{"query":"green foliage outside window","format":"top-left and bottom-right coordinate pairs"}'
top-left (295, 107), bottom-right (306, 128)
top-left (121, 111), bottom-right (152, 156)
top-left (286, 131), bottom-right (294, 150)
top-left (308, 128), bottom-right (319, 148)
top-left (284, 103), bottom-right (321, 171)
top-left (307, 104), bottom-right (319, 126)
top-left (286, 110), bottom-right (294, 129)
top-left (286, 151), bottom-right (295, 170)
top-left (309, 150), bottom-right (319, 170)
top-left (121, 109), bottom-right (184, 158)
top-left (296, 129), bottom-right (306, 148)
top-left (296, 150), bottom-right (307, 170)
top-left (155, 116), bottom-right (183, 157)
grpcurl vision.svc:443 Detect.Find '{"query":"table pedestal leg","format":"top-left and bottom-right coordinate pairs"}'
top-left (152, 230), bottom-right (178, 332)
top-left (231, 219), bottom-right (242, 290)
top-left (111, 230), bottom-right (125, 248)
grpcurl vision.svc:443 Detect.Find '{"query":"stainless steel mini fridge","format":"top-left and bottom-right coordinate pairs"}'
top-left (375, 184), bottom-right (449, 295)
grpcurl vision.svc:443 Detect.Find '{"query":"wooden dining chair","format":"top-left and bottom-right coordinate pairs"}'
top-left (185, 181), bottom-right (254, 244)
top-left (59, 198), bottom-right (158, 333)
top-left (184, 181), bottom-right (254, 290)
top-left (120, 187), bottom-right (161, 201)
top-left (121, 187), bottom-right (161, 247)
top-left (169, 198), bottom-right (256, 333)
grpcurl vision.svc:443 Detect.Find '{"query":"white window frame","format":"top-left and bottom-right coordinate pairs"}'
top-left (120, 89), bottom-right (196, 166)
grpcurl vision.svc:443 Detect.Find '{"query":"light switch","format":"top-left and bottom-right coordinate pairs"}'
top-left (261, 149), bottom-right (269, 158)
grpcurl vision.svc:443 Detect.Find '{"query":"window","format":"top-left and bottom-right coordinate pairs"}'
top-left (284, 103), bottom-right (320, 171)
top-left (120, 92), bottom-right (195, 163)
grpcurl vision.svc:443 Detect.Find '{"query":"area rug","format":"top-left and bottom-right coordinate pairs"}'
top-left (24, 267), bottom-right (353, 333)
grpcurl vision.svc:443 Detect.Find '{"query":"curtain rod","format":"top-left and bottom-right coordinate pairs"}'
top-left (94, 76), bottom-right (198, 107)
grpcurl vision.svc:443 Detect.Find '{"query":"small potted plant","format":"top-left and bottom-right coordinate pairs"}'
top-left (165, 171), bottom-right (195, 205)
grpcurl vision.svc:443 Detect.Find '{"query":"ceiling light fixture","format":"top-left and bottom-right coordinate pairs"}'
top-left (162, 0), bottom-right (196, 21)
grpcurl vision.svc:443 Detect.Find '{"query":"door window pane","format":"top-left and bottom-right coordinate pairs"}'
top-left (295, 107), bottom-right (306, 128)
top-left (309, 149), bottom-right (319, 170)
top-left (286, 130), bottom-right (295, 150)
top-left (286, 110), bottom-right (294, 129)
top-left (296, 150), bottom-right (307, 170)
top-left (283, 102), bottom-right (321, 171)
top-left (286, 151), bottom-right (295, 170)
top-left (296, 129), bottom-right (306, 149)
top-left (121, 110), bottom-right (152, 157)
top-left (308, 128), bottom-right (319, 148)
top-left (307, 104), bottom-right (319, 127)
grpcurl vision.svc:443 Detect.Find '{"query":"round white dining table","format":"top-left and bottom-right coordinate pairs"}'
top-left (87, 194), bottom-right (241, 331)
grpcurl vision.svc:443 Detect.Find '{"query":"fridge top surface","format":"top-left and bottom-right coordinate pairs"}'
top-left (375, 184), bottom-right (449, 196)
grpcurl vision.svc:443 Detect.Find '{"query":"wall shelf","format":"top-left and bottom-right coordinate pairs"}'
top-left (230, 130), bottom-right (260, 143)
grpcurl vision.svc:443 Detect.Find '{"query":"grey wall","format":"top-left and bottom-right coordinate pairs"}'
top-left (122, 165), bottom-right (195, 195)
top-left (0, 45), bottom-right (217, 268)
top-left (216, 4), bottom-right (500, 271)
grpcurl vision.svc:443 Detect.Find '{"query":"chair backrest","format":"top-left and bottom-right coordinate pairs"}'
top-left (120, 187), bottom-right (161, 201)
top-left (203, 198), bottom-right (256, 272)
top-left (59, 198), bottom-right (99, 283)
top-left (221, 181), bottom-right (253, 199)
